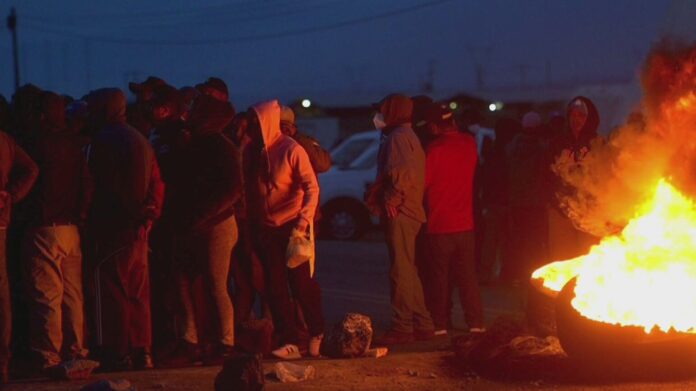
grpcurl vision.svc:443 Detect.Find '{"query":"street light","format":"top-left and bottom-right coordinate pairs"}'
top-left (301, 99), bottom-right (312, 108)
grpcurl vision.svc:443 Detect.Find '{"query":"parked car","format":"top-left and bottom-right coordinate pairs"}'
top-left (319, 130), bottom-right (380, 240)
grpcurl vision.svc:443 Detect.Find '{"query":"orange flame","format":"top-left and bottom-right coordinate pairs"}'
top-left (532, 179), bottom-right (696, 334)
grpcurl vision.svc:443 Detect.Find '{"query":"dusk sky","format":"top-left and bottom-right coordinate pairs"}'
top-left (0, 0), bottom-right (672, 107)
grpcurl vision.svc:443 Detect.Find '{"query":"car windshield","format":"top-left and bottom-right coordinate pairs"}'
top-left (331, 138), bottom-right (375, 169)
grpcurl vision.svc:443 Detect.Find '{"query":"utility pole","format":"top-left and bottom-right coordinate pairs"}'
top-left (7, 7), bottom-right (20, 92)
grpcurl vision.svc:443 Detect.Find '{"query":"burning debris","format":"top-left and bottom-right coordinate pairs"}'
top-left (527, 40), bottom-right (696, 377)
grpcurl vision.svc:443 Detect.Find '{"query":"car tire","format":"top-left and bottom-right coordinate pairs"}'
top-left (321, 200), bottom-right (368, 241)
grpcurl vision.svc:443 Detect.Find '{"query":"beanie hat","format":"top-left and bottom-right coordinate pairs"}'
top-left (522, 111), bottom-right (542, 130)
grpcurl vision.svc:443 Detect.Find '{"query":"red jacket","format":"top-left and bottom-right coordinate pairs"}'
top-left (424, 131), bottom-right (478, 234)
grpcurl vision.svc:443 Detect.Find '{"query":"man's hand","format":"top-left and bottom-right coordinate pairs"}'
top-left (385, 204), bottom-right (399, 219)
top-left (295, 218), bottom-right (309, 233)
top-left (137, 220), bottom-right (153, 240)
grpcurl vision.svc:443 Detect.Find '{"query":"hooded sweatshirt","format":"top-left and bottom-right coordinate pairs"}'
top-left (88, 88), bottom-right (164, 233)
top-left (546, 96), bottom-right (600, 210)
top-left (375, 94), bottom-right (426, 223)
top-left (249, 100), bottom-right (318, 228)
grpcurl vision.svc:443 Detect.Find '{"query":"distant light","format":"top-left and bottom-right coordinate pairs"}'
top-left (449, 101), bottom-right (458, 110)
top-left (488, 103), bottom-right (497, 112)
top-left (301, 99), bottom-right (312, 108)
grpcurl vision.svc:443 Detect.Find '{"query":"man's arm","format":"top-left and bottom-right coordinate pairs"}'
top-left (382, 133), bottom-right (413, 214)
top-left (7, 140), bottom-right (39, 204)
top-left (291, 145), bottom-right (319, 231)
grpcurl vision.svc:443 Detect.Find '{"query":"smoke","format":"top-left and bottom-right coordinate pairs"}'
top-left (553, 40), bottom-right (696, 238)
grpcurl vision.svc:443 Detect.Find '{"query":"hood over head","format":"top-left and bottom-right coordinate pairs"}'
top-left (566, 95), bottom-right (599, 142)
top-left (87, 88), bottom-right (127, 126)
top-left (188, 94), bottom-right (235, 135)
top-left (40, 91), bottom-right (67, 133)
top-left (375, 94), bottom-right (413, 128)
top-left (252, 100), bottom-right (282, 147)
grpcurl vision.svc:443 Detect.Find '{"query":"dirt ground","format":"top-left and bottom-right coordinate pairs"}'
top-left (5, 240), bottom-right (696, 390)
top-left (6, 349), bottom-right (696, 391)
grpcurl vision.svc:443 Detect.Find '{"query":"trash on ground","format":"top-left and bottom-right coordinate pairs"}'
top-left (363, 347), bottom-right (388, 358)
top-left (49, 359), bottom-right (100, 380)
top-left (323, 313), bottom-right (373, 358)
top-left (273, 362), bottom-right (316, 383)
top-left (214, 351), bottom-right (265, 391)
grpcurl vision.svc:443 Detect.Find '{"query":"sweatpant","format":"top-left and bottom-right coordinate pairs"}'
top-left (426, 230), bottom-right (484, 330)
top-left (176, 216), bottom-right (237, 347)
top-left (92, 231), bottom-right (151, 358)
top-left (0, 229), bottom-right (9, 368)
top-left (255, 223), bottom-right (324, 345)
top-left (24, 225), bottom-right (87, 367)
top-left (385, 214), bottom-right (433, 334)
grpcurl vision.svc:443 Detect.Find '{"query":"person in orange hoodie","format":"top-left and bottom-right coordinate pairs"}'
top-left (244, 100), bottom-right (324, 359)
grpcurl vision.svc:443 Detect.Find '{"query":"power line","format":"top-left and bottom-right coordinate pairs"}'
top-left (22, 0), bottom-right (344, 30)
top-left (20, 0), bottom-right (457, 46)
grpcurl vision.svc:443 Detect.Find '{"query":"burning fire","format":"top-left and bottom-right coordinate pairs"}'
top-left (532, 179), bottom-right (696, 334)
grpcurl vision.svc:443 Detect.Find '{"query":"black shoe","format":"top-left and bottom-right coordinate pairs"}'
top-left (100, 355), bottom-right (132, 373)
top-left (202, 343), bottom-right (235, 367)
top-left (157, 341), bottom-right (200, 369)
top-left (132, 349), bottom-right (154, 370)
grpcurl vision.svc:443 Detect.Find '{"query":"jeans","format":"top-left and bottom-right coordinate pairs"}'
top-left (24, 225), bottom-right (87, 367)
top-left (254, 223), bottom-right (324, 345)
top-left (0, 229), bottom-right (10, 367)
top-left (385, 214), bottom-right (433, 333)
top-left (176, 216), bottom-right (238, 347)
top-left (425, 230), bottom-right (484, 330)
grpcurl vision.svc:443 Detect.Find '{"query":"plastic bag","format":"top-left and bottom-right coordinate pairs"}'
top-left (286, 224), bottom-right (314, 271)
top-left (273, 362), bottom-right (316, 383)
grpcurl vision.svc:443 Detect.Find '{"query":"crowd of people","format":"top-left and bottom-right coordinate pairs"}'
top-left (0, 74), bottom-right (601, 384)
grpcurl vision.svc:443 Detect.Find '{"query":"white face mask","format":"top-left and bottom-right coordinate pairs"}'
top-left (373, 113), bottom-right (387, 130)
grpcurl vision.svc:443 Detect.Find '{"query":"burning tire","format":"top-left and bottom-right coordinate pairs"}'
top-left (555, 278), bottom-right (696, 377)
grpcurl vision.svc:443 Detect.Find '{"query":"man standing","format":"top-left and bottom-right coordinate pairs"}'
top-left (0, 129), bottom-right (39, 384)
top-left (422, 103), bottom-right (484, 335)
top-left (87, 88), bottom-right (164, 371)
top-left (23, 92), bottom-right (93, 371)
top-left (367, 94), bottom-right (434, 344)
top-left (245, 100), bottom-right (324, 359)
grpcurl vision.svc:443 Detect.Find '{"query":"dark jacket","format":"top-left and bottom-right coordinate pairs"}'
top-left (293, 132), bottom-right (332, 174)
top-left (25, 132), bottom-right (93, 227)
top-left (172, 95), bottom-right (243, 232)
top-left (369, 94), bottom-right (426, 222)
top-left (0, 131), bottom-right (39, 227)
top-left (546, 96), bottom-right (600, 210)
top-left (87, 88), bottom-right (164, 233)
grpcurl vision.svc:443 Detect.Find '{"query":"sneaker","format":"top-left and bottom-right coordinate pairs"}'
top-left (157, 340), bottom-right (201, 369)
top-left (309, 334), bottom-right (323, 357)
top-left (434, 329), bottom-right (448, 336)
top-left (414, 329), bottom-right (435, 341)
top-left (375, 329), bottom-right (415, 346)
top-left (202, 344), bottom-right (236, 366)
top-left (132, 348), bottom-right (154, 370)
top-left (271, 344), bottom-right (301, 360)
top-left (469, 327), bottom-right (486, 333)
